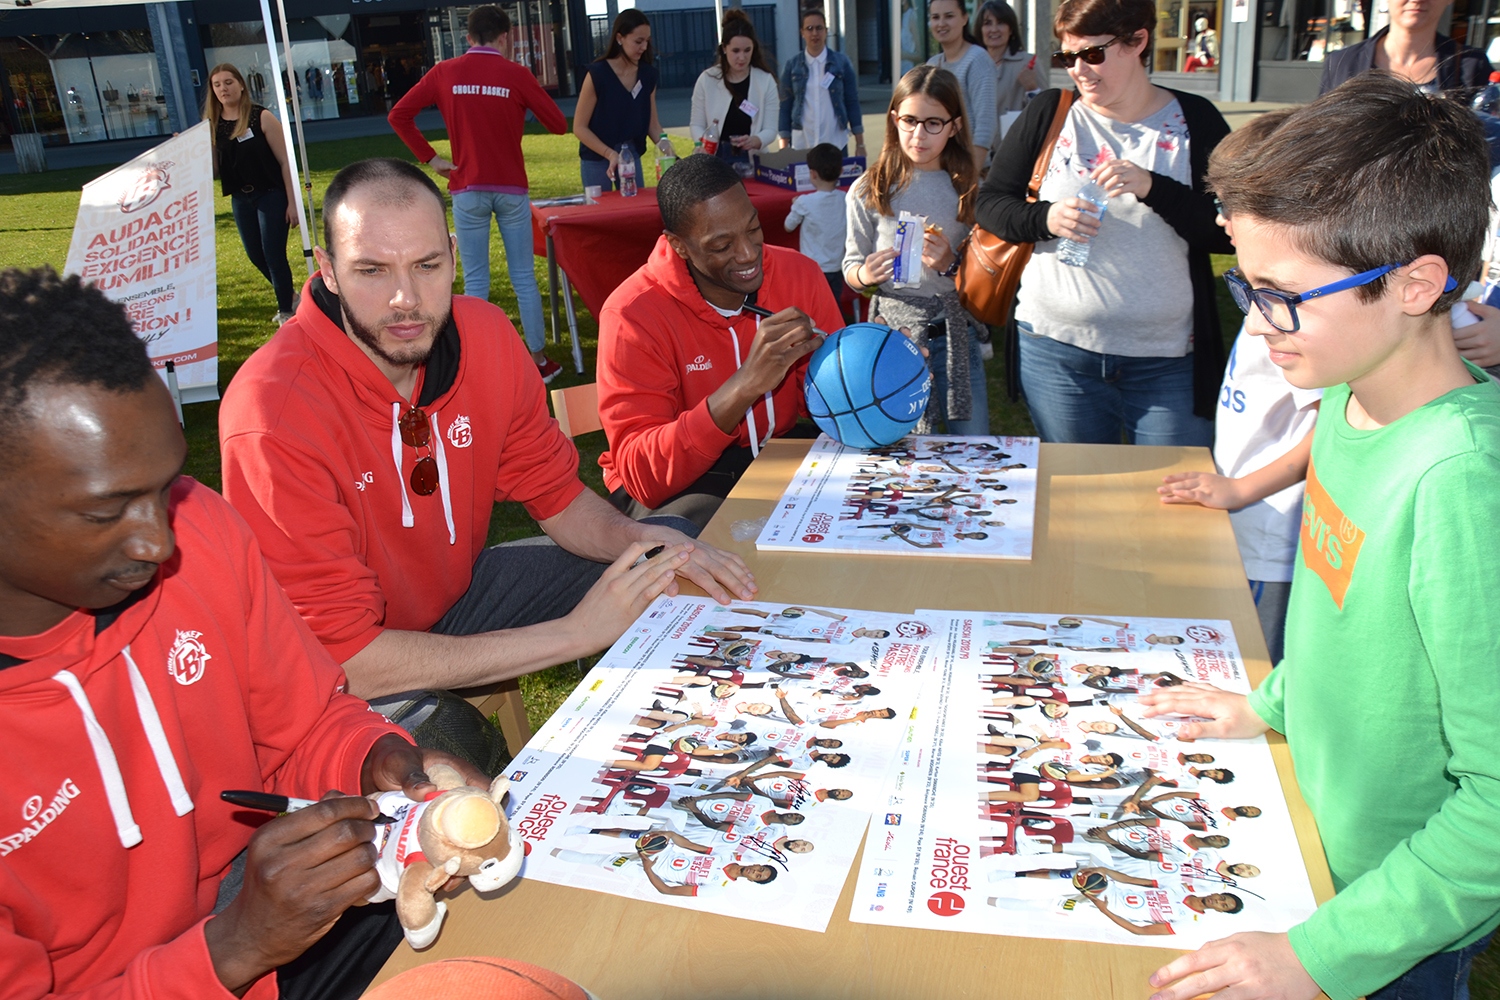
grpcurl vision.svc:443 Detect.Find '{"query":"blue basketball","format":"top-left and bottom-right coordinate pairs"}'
top-left (804, 322), bottom-right (931, 448)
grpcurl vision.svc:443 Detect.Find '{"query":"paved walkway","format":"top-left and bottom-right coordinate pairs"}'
top-left (2, 81), bottom-right (1294, 176)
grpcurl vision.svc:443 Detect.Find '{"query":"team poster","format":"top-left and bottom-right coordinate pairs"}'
top-left (755, 434), bottom-right (1040, 559)
top-left (505, 596), bottom-right (946, 930)
top-left (850, 612), bottom-right (1318, 948)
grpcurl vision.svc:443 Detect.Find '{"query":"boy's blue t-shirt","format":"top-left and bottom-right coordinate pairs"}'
top-left (1249, 362), bottom-right (1500, 1000)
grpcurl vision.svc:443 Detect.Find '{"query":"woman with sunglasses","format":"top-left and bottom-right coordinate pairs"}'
top-left (690, 9), bottom-right (780, 166)
top-left (844, 66), bottom-right (987, 434)
top-left (974, 0), bottom-right (1233, 447)
top-left (926, 0), bottom-right (997, 171)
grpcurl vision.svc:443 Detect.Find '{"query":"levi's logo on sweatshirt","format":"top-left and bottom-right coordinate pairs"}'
top-left (1300, 462), bottom-right (1365, 609)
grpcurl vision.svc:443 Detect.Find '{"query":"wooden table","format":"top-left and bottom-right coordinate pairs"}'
top-left (374, 440), bottom-right (1334, 999)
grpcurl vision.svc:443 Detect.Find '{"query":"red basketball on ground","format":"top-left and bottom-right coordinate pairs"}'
top-left (365, 957), bottom-right (591, 1000)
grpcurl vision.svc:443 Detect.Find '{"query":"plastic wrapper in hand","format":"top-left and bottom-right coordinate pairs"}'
top-left (891, 211), bottom-right (926, 288)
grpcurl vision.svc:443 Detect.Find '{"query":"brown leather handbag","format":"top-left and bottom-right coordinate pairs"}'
top-left (955, 91), bottom-right (1075, 325)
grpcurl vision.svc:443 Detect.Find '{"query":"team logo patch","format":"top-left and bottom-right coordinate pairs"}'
top-left (1300, 462), bottom-right (1365, 609)
top-left (167, 629), bottom-right (212, 685)
top-left (895, 620), bottom-right (932, 640)
top-left (447, 414), bottom-right (473, 448)
top-left (1184, 625), bottom-right (1223, 644)
top-left (119, 161), bottom-right (173, 213)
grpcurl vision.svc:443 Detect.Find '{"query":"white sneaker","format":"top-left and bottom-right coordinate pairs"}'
top-left (271, 310), bottom-right (294, 325)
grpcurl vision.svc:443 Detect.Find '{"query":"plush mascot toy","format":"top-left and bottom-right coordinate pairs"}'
top-left (367, 764), bottom-right (525, 948)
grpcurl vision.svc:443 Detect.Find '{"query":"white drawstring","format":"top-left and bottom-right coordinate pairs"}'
top-left (53, 669), bottom-right (141, 849)
top-left (728, 320), bottom-right (775, 458)
top-left (429, 410), bottom-right (457, 546)
top-left (390, 402), bottom-right (414, 529)
top-left (122, 646), bottom-right (194, 817)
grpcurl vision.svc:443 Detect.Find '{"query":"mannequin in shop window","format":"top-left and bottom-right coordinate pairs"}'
top-left (1184, 17), bottom-right (1217, 71)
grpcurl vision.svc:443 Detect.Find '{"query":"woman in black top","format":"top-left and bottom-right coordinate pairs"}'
top-left (573, 9), bottom-right (675, 191)
top-left (203, 63), bottom-right (298, 323)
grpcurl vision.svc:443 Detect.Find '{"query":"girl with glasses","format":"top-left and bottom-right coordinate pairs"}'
top-left (974, 0), bottom-right (1233, 448)
top-left (925, 0), bottom-right (996, 171)
top-left (689, 9), bottom-right (780, 166)
top-left (843, 66), bottom-right (988, 435)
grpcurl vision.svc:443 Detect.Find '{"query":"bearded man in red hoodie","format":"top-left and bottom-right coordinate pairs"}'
top-left (597, 154), bottom-right (846, 529)
top-left (0, 266), bottom-right (488, 999)
top-left (220, 159), bottom-right (754, 738)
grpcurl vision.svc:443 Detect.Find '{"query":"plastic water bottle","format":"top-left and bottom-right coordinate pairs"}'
top-left (618, 144), bottom-right (638, 198)
top-left (1473, 71), bottom-right (1500, 113)
top-left (1057, 178), bottom-right (1109, 267)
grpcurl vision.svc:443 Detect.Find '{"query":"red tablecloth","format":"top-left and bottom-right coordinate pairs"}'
top-left (530, 180), bottom-right (800, 319)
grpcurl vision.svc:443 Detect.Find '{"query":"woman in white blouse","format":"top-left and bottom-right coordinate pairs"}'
top-left (691, 9), bottom-right (781, 165)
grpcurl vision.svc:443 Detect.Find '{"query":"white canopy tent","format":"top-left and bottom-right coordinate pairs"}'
top-left (1, 0), bottom-right (319, 277)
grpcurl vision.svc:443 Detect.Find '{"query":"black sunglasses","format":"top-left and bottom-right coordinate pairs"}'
top-left (1053, 36), bottom-right (1122, 67)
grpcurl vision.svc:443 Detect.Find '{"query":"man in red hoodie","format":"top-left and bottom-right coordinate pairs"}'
top-left (0, 266), bottom-right (487, 999)
top-left (220, 159), bottom-right (754, 724)
top-left (597, 154), bottom-right (845, 529)
top-left (389, 4), bottom-right (568, 382)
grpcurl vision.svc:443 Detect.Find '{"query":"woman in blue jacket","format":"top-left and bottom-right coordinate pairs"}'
top-left (778, 8), bottom-right (865, 156)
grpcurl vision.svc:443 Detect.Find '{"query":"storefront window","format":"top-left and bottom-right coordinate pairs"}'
top-left (204, 18), bottom-right (359, 123)
top-left (1154, 0), bottom-right (1222, 74)
top-left (1, 31), bottom-right (164, 145)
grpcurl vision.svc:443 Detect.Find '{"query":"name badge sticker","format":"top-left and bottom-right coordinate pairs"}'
top-left (631, 80), bottom-right (643, 98)
top-left (236, 127), bottom-right (256, 142)
top-left (739, 99), bottom-right (759, 117)
top-left (821, 71), bottom-right (835, 88)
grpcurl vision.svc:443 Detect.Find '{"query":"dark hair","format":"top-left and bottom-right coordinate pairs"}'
top-left (863, 65), bottom-right (977, 223)
top-left (468, 4), bottom-right (511, 44)
top-left (1054, 0), bottom-right (1155, 65)
top-left (928, 0), bottom-right (980, 47)
top-left (1208, 72), bottom-right (1488, 311)
top-left (977, 0), bottom-right (1024, 53)
top-left (658, 153), bottom-right (744, 234)
top-left (1206, 768), bottom-right (1235, 784)
top-left (807, 142), bottom-right (844, 183)
top-left (604, 8), bottom-right (654, 63)
top-left (1221, 893), bottom-right (1245, 913)
top-left (0, 266), bottom-right (154, 444)
top-left (800, 6), bottom-right (827, 29)
top-left (1102, 752), bottom-right (1123, 766)
top-left (716, 9), bottom-right (774, 77)
top-left (821, 753), bottom-right (851, 767)
top-left (322, 158), bottom-right (447, 252)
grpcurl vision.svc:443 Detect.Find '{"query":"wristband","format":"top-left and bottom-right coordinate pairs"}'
top-left (940, 257), bottom-right (960, 278)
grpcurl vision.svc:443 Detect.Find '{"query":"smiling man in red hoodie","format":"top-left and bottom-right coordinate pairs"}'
top-left (220, 158), bottom-right (754, 725)
top-left (597, 154), bottom-right (845, 529)
top-left (0, 266), bottom-right (485, 999)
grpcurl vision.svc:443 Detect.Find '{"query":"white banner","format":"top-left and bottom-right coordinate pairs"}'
top-left (64, 120), bottom-right (219, 403)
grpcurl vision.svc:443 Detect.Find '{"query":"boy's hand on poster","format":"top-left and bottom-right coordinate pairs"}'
top-left (1158, 470), bottom-right (1249, 509)
top-left (1046, 198), bottom-right (1101, 242)
top-left (1149, 931), bottom-right (1320, 1000)
top-left (1092, 159), bottom-right (1152, 200)
top-left (1455, 301), bottom-right (1500, 368)
top-left (1137, 682), bottom-right (1269, 740)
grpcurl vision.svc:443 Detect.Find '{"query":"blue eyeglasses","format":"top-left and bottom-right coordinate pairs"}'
top-left (1224, 263), bottom-right (1459, 333)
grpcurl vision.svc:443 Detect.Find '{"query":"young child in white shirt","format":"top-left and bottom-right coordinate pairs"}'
top-left (784, 142), bottom-right (849, 319)
top-left (1158, 325), bottom-right (1320, 663)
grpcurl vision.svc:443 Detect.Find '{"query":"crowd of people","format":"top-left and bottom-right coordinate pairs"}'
top-left (3, 0), bottom-right (1500, 997)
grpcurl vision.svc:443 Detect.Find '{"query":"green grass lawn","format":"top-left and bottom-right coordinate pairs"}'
top-left (4, 130), bottom-right (1497, 995)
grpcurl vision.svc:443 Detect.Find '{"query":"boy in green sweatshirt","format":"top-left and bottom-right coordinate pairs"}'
top-left (1137, 74), bottom-right (1500, 1000)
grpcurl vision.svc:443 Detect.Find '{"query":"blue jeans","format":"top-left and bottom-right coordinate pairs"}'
top-left (1368, 934), bottom-right (1494, 1000)
top-left (450, 189), bottom-right (544, 352)
top-left (927, 331), bottom-right (991, 436)
top-left (230, 189), bottom-right (295, 313)
top-left (580, 158), bottom-right (620, 192)
top-left (1017, 322), bottom-right (1211, 446)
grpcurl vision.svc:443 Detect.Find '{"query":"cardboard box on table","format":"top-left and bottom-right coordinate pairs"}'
top-left (752, 148), bottom-right (866, 192)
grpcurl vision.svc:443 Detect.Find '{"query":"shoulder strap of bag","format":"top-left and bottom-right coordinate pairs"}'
top-left (1026, 90), bottom-right (1076, 201)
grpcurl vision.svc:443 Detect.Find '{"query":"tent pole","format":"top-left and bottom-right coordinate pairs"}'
top-left (258, 0), bottom-right (315, 278)
top-left (891, 0), bottom-right (902, 88)
top-left (273, 0), bottom-right (319, 260)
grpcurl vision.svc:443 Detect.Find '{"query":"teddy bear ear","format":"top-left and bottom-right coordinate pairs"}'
top-left (488, 774), bottom-right (511, 805)
top-left (427, 763), bottom-right (467, 792)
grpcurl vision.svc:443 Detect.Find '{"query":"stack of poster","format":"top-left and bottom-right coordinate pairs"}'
top-left (755, 434), bottom-right (1041, 559)
top-left (850, 613), bottom-right (1318, 946)
top-left (504, 597), bottom-right (946, 930)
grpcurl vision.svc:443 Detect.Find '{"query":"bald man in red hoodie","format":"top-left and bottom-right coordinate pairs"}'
top-left (219, 159), bottom-right (755, 718)
top-left (598, 154), bottom-right (845, 529)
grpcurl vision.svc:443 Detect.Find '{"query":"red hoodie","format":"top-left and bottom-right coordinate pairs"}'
top-left (219, 281), bottom-right (585, 662)
top-left (388, 47), bottom-right (568, 194)
top-left (0, 479), bottom-right (405, 1000)
top-left (597, 238), bottom-right (843, 508)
